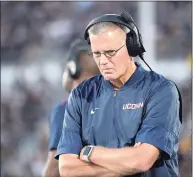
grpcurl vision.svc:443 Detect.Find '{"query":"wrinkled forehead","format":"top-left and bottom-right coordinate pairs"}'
top-left (90, 28), bottom-right (126, 50)
top-left (88, 22), bottom-right (126, 34)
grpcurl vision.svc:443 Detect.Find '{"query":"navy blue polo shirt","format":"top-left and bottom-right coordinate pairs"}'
top-left (48, 100), bottom-right (67, 150)
top-left (55, 64), bottom-right (181, 177)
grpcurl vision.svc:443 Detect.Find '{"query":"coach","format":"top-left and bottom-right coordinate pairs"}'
top-left (55, 11), bottom-right (182, 177)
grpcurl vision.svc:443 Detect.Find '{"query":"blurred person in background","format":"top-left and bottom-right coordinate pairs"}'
top-left (56, 11), bottom-right (182, 177)
top-left (42, 37), bottom-right (100, 177)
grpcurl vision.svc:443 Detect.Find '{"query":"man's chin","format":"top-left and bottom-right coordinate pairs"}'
top-left (103, 74), bottom-right (116, 81)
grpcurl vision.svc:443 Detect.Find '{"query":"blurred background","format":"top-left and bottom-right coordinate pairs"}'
top-left (1, 1), bottom-right (192, 177)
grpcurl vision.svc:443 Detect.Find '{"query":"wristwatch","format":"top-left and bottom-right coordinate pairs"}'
top-left (82, 145), bottom-right (95, 163)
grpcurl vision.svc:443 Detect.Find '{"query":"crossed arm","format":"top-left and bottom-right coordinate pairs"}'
top-left (43, 150), bottom-right (60, 177)
top-left (59, 154), bottom-right (122, 177)
top-left (59, 143), bottom-right (160, 177)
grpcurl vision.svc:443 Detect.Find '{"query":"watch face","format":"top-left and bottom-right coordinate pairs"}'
top-left (83, 147), bottom-right (92, 156)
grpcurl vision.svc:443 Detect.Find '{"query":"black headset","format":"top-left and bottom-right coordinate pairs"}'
top-left (84, 11), bottom-right (152, 71)
top-left (67, 38), bottom-right (90, 79)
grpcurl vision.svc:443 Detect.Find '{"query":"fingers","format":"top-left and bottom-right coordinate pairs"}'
top-left (134, 142), bottom-right (142, 147)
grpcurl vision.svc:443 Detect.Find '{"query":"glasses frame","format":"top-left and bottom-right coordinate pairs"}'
top-left (89, 44), bottom-right (125, 58)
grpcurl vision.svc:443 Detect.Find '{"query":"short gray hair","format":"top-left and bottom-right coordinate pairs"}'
top-left (88, 22), bottom-right (130, 36)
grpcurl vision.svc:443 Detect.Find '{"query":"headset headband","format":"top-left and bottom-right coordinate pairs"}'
top-left (68, 38), bottom-right (90, 58)
top-left (84, 12), bottom-right (141, 45)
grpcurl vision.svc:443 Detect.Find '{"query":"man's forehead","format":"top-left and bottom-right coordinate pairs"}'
top-left (90, 29), bottom-right (126, 50)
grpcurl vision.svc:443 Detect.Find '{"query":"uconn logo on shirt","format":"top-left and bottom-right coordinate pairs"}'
top-left (123, 102), bottom-right (144, 110)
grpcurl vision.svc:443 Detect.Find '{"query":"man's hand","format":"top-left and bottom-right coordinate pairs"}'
top-left (59, 153), bottom-right (123, 177)
top-left (134, 142), bottom-right (142, 147)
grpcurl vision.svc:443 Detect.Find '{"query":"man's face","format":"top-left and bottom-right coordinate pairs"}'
top-left (89, 28), bottom-right (131, 81)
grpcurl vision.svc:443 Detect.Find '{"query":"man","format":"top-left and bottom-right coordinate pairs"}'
top-left (56, 12), bottom-right (182, 177)
top-left (42, 38), bottom-right (100, 177)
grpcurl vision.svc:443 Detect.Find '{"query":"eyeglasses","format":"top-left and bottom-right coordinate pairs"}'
top-left (89, 44), bottom-right (125, 58)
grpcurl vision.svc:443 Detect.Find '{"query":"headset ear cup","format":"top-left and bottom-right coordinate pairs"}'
top-left (126, 33), bottom-right (135, 57)
top-left (67, 60), bottom-right (80, 80)
top-left (126, 33), bottom-right (141, 57)
top-left (67, 61), bottom-right (77, 76)
top-left (126, 34), bottom-right (132, 56)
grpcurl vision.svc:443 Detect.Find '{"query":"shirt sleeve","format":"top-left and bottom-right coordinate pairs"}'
top-left (48, 101), bottom-right (66, 150)
top-left (135, 81), bottom-right (182, 159)
top-left (55, 89), bottom-right (82, 159)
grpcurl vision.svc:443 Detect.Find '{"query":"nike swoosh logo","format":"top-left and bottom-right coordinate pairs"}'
top-left (90, 108), bottom-right (100, 114)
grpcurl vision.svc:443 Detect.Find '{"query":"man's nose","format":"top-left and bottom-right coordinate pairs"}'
top-left (99, 54), bottom-right (108, 65)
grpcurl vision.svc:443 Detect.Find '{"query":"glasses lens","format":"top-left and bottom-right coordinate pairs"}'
top-left (93, 52), bottom-right (101, 58)
top-left (105, 51), bottom-right (116, 57)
